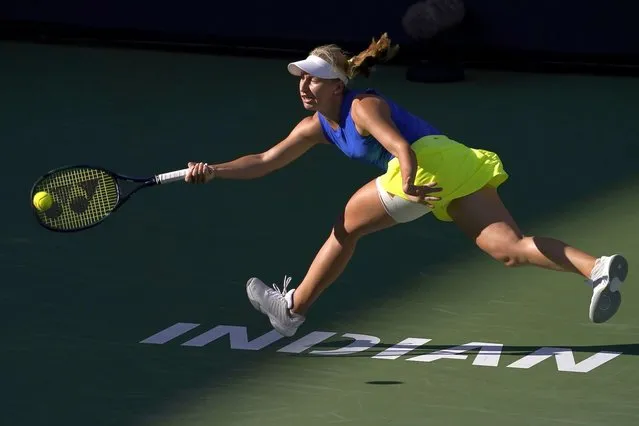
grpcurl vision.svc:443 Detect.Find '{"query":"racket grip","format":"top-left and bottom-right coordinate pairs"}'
top-left (156, 168), bottom-right (190, 184)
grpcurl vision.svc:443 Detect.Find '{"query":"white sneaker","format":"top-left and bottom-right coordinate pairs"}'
top-left (587, 254), bottom-right (628, 323)
top-left (246, 275), bottom-right (305, 337)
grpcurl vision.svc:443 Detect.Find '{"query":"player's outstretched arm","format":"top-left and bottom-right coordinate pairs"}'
top-left (185, 115), bottom-right (326, 183)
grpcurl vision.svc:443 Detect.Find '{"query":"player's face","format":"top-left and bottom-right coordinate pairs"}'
top-left (298, 72), bottom-right (343, 112)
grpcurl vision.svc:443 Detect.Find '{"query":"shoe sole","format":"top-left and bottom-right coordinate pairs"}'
top-left (608, 255), bottom-right (628, 292)
top-left (590, 255), bottom-right (628, 323)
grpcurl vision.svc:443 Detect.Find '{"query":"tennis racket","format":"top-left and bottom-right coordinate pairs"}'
top-left (30, 165), bottom-right (190, 232)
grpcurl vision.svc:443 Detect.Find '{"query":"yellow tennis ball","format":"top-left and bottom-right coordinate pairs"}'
top-left (33, 191), bottom-right (54, 212)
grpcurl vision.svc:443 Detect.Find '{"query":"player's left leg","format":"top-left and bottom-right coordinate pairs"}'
top-left (448, 185), bottom-right (628, 323)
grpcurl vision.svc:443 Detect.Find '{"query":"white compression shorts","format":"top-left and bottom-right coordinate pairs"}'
top-left (375, 176), bottom-right (432, 223)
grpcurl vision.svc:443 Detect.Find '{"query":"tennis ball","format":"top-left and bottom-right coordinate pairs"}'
top-left (33, 191), bottom-right (54, 212)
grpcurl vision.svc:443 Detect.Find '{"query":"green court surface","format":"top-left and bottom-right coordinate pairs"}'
top-left (2, 41), bottom-right (638, 426)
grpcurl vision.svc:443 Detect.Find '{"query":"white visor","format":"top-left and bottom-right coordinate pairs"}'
top-left (287, 55), bottom-right (349, 84)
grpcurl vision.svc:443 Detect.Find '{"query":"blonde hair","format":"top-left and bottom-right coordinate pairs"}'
top-left (309, 33), bottom-right (399, 80)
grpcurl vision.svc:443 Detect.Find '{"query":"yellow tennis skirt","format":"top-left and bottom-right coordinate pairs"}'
top-left (378, 135), bottom-right (509, 222)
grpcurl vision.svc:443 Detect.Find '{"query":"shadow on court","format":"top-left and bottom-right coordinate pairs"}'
top-left (2, 41), bottom-right (639, 426)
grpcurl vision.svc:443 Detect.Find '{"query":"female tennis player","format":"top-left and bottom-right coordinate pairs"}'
top-left (185, 34), bottom-right (628, 336)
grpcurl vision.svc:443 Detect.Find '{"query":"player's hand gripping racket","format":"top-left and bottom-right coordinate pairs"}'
top-left (30, 165), bottom-right (190, 232)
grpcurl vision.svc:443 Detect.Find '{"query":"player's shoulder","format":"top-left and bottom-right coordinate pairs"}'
top-left (350, 91), bottom-right (390, 121)
top-left (300, 113), bottom-right (325, 134)
top-left (291, 113), bottom-right (327, 144)
top-left (351, 88), bottom-right (389, 111)
top-left (352, 90), bottom-right (385, 106)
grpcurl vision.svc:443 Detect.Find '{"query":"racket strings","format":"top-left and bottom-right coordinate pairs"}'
top-left (34, 168), bottom-right (119, 231)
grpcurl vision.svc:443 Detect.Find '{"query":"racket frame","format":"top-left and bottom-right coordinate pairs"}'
top-left (30, 164), bottom-right (185, 233)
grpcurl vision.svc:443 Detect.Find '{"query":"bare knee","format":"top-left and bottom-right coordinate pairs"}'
top-left (332, 214), bottom-right (366, 245)
top-left (482, 237), bottom-right (534, 268)
top-left (330, 179), bottom-right (396, 246)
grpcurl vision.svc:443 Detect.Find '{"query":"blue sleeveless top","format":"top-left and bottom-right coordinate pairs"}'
top-left (317, 88), bottom-right (441, 170)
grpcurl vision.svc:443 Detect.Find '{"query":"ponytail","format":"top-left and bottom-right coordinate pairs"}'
top-left (345, 33), bottom-right (400, 79)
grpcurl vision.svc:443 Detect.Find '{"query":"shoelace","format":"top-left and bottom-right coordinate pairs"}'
top-left (272, 275), bottom-right (292, 295)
